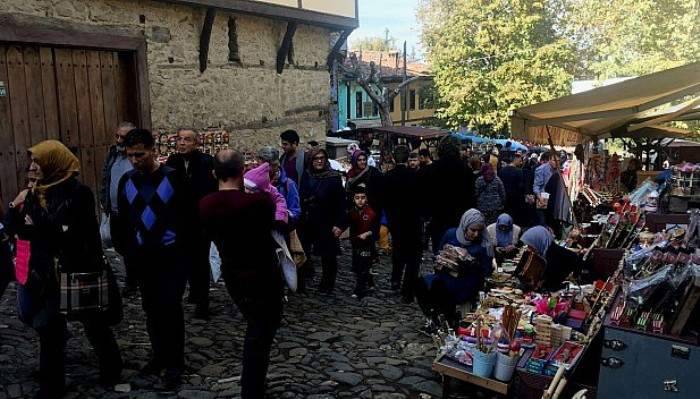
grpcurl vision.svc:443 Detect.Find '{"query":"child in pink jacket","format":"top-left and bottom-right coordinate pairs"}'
top-left (244, 162), bottom-right (289, 224)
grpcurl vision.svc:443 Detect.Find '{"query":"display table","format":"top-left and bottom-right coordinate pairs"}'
top-left (433, 354), bottom-right (510, 398)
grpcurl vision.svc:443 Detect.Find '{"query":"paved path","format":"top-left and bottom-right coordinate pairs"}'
top-left (0, 245), bottom-right (468, 399)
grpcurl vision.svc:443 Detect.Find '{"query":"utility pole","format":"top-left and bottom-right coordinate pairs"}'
top-left (401, 40), bottom-right (407, 126)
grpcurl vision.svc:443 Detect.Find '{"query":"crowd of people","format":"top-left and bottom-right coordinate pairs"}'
top-left (0, 123), bottom-right (581, 399)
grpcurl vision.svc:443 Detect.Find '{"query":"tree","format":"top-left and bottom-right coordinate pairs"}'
top-left (351, 28), bottom-right (398, 52)
top-left (418, 0), bottom-right (576, 134)
top-left (564, 0), bottom-right (700, 80)
top-left (338, 53), bottom-right (420, 127)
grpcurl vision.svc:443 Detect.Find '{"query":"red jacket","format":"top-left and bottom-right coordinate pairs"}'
top-left (348, 205), bottom-right (379, 247)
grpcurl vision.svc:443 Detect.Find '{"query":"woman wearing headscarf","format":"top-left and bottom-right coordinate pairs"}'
top-left (6, 140), bottom-right (122, 398)
top-left (475, 163), bottom-right (506, 224)
top-left (346, 150), bottom-right (383, 211)
top-left (520, 226), bottom-right (585, 291)
top-left (486, 213), bottom-right (521, 261)
top-left (415, 209), bottom-right (493, 329)
top-left (299, 148), bottom-right (347, 294)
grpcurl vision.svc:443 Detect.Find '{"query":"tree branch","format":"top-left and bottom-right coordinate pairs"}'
top-left (389, 76), bottom-right (422, 100)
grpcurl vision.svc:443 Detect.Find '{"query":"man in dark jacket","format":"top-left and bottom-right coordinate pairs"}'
top-left (420, 136), bottom-right (475, 254)
top-left (384, 145), bottom-right (423, 303)
top-left (279, 129), bottom-right (306, 187)
top-left (200, 150), bottom-right (282, 399)
top-left (100, 121), bottom-right (137, 295)
top-left (498, 153), bottom-right (526, 226)
top-left (115, 129), bottom-right (188, 389)
top-left (166, 128), bottom-right (217, 319)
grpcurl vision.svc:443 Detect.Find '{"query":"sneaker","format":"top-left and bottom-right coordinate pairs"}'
top-left (162, 368), bottom-right (182, 390)
top-left (351, 293), bottom-right (358, 299)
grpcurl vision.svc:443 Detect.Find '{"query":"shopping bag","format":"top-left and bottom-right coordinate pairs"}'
top-left (209, 243), bottom-right (222, 283)
top-left (272, 231), bottom-right (297, 292)
top-left (14, 239), bottom-right (31, 285)
top-left (288, 229), bottom-right (306, 267)
top-left (99, 212), bottom-right (112, 249)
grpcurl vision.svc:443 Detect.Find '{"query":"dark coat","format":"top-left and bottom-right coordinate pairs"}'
top-left (429, 228), bottom-right (493, 304)
top-left (420, 158), bottom-right (475, 233)
top-left (166, 151), bottom-right (217, 239)
top-left (6, 178), bottom-right (105, 327)
top-left (543, 243), bottom-right (583, 291)
top-left (299, 170), bottom-right (346, 257)
top-left (345, 166), bottom-right (384, 212)
top-left (165, 151), bottom-right (217, 202)
top-left (499, 165), bottom-right (526, 223)
top-left (383, 165), bottom-right (422, 245)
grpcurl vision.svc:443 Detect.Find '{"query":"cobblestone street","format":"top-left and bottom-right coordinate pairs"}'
top-left (0, 245), bottom-right (456, 399)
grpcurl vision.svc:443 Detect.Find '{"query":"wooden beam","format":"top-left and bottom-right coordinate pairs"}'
top-left (159, 0), bottom-right (358, 30)
top-left (326, 30), bottom-right (350, 70)
top-left (276, 22), bottom-right (297, 74)
top-left (199, 7), bottom-right (217, 73)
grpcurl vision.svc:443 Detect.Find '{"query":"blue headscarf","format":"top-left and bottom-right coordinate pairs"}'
top-left (495, 213), bottom-right (514, 247)
top-left (520, 226), bottom-right (554, 257)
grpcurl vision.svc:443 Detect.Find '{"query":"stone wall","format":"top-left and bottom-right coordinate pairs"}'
top-left (0, 0), bottom-right (332, 148)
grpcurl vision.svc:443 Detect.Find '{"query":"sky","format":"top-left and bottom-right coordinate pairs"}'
top-left (348, 0), bottom-right (423, 58)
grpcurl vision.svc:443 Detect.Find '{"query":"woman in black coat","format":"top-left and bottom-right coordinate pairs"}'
top-left (299, 148), bottom-right (347, 294)
top-left (6, 140), bottom-right (122, 398)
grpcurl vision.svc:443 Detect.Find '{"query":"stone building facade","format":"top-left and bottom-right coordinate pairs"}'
top-left (0, 0), bottom-right (356, 201)
top-left (0, 0), bottom-right (356, 149)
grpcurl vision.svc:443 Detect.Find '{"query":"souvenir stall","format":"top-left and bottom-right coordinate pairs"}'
top-left (598, 213), bottom-right (700, 398)
top-left (432, 239), bottom-right (624, 399)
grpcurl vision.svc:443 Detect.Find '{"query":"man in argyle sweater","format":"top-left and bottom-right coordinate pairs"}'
top-left (115, 128), bottom-right (188, 390)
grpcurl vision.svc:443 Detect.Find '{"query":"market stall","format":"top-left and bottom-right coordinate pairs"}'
top-left (431, 221), bottom-right (626, 398)
top-left (598, 215), bottom-right (700, 398)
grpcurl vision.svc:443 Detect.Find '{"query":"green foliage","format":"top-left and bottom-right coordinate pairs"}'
top-left (418, 0), bottom-right (700, 133)
top-left (351, 28), bottom-right (398, 52)
top-left (564, 0), bottom-right (700, 79)
top-left (418, 0), bottom-right (575, 134)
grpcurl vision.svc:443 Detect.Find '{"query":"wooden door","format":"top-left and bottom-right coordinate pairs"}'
top-left (0, 44), bottom-right (137, 205)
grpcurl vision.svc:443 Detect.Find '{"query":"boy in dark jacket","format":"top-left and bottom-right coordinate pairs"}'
top-left (348, 184), bottom-right (379, 299)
